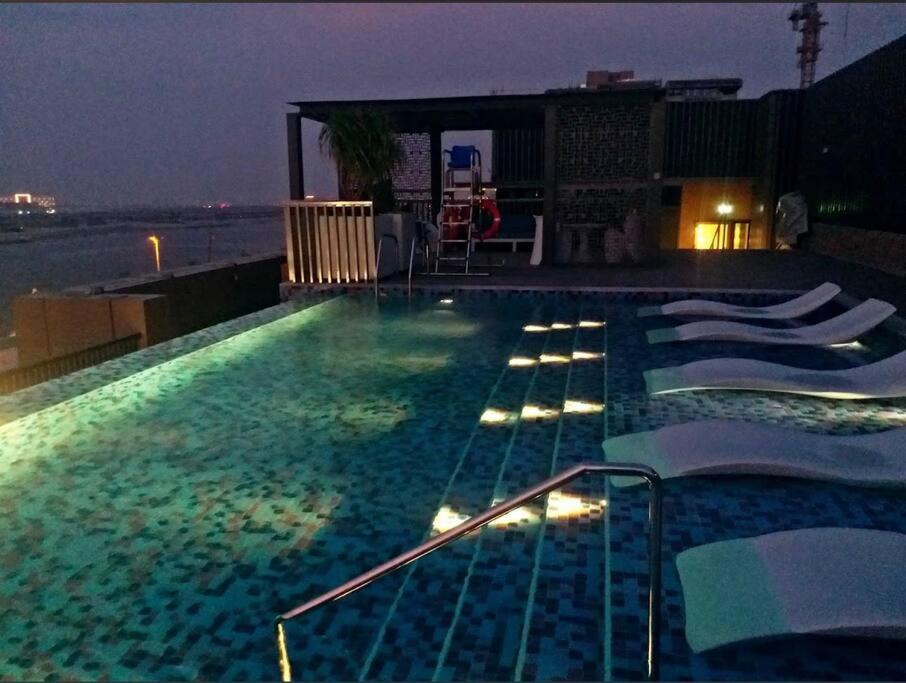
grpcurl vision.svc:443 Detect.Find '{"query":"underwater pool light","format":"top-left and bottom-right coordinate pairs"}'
top-left (431, 506), bottom-right (471, 534)
top-left (546, 490), bottom-right (607, 519)
top-left (563, 400), bottom-right (604, 414)
top-left (521, 405), bottom-right (559, 420)
top-left (480, 408), bottom-right (513, 424)
top-left (572, 350), bottom-right (605, 360)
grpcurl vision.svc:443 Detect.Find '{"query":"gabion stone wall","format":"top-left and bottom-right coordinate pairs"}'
top-left (391, 133), bottom-right (431, 193)
top-left (555, 102), bottom-right (653, 250)
top-left (557, 103), bottom-right (651, 182)
top-left (556, 186), bottom-right (648, 227)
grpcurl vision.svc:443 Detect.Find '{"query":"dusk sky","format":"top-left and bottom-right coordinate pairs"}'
top-left (3, 3), bottom-right (906, 207)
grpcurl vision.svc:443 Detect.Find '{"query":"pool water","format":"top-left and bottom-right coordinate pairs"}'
top-left (0, 292), bottom-right (904, 681)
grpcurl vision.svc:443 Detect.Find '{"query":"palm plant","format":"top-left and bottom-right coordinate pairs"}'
top-left (318, 109), bottom-right (402, 212)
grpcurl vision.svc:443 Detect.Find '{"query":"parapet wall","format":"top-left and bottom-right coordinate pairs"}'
top-left (807, 223), bottom-right (906, 278)
top-left (14, 253), bottom-right (284, 367)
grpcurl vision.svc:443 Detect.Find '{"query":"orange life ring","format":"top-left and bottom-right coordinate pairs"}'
top-left (475, 198), bottom-right (501, 240)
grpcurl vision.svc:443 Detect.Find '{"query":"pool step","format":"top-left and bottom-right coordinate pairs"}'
top-left (358, 303), bottom-right (614, 681)
top-left (431, 310), bottom-right (584, 682)
top-left (356, 304), bottom-right (559, 681)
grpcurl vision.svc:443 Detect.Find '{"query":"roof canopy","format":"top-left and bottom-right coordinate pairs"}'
top-left (290, 88), bottom-right (662, 132)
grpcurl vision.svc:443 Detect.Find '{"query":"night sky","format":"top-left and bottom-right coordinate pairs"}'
top-left (3, 3), bottom-right (905, 207)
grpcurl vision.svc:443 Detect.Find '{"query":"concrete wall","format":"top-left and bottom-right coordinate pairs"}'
top-left (807, 223), bottom-right (906, 277)
top-left (14, 294), bottom-right (168, 366)
top-left (14, 253), bottom-right (283, 367)
top-left (106, 254), bottom-right (283, 340)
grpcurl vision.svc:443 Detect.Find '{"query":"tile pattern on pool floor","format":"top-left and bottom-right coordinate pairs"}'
top-left (0, 290), bottom-right (904, 681)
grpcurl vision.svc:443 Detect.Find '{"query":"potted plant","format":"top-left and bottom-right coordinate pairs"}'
top-left (318, 109), bottom-right (402, 214)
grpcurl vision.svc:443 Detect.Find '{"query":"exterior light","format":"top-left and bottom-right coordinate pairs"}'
top-left (578, 320), bottom-right (604, 328)
top-left (148, 235), bottom-right (161, 273)
top-left (539, 354), bottom-right (570, 364)
top-left (523, 324), bottom-right (548, 333)
top-left (550, 323), bottom-right (572, 330)
top-left (571, 351), bottom-right (604, 360)
top-left (716, 202), bottom-right (733, 216)
top-left (439, 298), bottom-right (453, 305)
top-left (508, 357), bottom-right (537, 367)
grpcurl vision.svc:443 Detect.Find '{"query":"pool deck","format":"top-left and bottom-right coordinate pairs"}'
top-left (296, 249), bottom-right (906, 314)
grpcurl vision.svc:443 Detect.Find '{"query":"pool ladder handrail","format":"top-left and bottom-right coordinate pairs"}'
top-left (372, 234), bottom-right (399, 300)
top-left (274, 462), bottom-right (663, 681)
top-left (407, 237), bottom-right (416, 299)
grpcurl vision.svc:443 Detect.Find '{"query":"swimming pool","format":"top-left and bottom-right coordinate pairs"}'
top-left (0, 291), bottom-right (904, 680)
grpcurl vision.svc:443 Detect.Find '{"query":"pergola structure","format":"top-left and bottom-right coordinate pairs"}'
top-left (286, 88), bottom-right (664, 263)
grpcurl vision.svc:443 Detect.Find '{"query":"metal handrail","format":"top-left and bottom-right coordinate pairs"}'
top-left (407, 237), bottom-right (416, 299)
top-left (274, 462), bottom-right (663, 681)
top-left (372, 234), bottom-right (398, 300)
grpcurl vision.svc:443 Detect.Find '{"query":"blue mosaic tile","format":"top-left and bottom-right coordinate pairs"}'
top-left (1, 289), bottom-right (904, 681)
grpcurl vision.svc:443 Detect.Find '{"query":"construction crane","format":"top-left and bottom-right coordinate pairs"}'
top-left (789, 2), bottom-right (828, 88)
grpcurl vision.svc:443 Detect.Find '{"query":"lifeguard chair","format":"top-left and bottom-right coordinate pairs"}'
top-left (434, 145), bottom-right (500, 274)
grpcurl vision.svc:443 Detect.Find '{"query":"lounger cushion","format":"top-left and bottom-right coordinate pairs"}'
top-left (677, 528), bottom-right (906, 653)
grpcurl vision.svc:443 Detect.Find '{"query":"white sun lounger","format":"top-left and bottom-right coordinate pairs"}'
top-left (602, 420), bottom-right (906, 488)
top-left (676, 527), bottom-right (906, 653)
top-left (647, 298), bottom-right (895, 345)
top-left (638, 282), bottom-right (841, 319)
top-left (644, 349), bottom-right (906, 399)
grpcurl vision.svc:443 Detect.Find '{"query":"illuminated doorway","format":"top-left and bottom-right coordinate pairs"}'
top-left (693, 221), bottom-right (752, 250)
